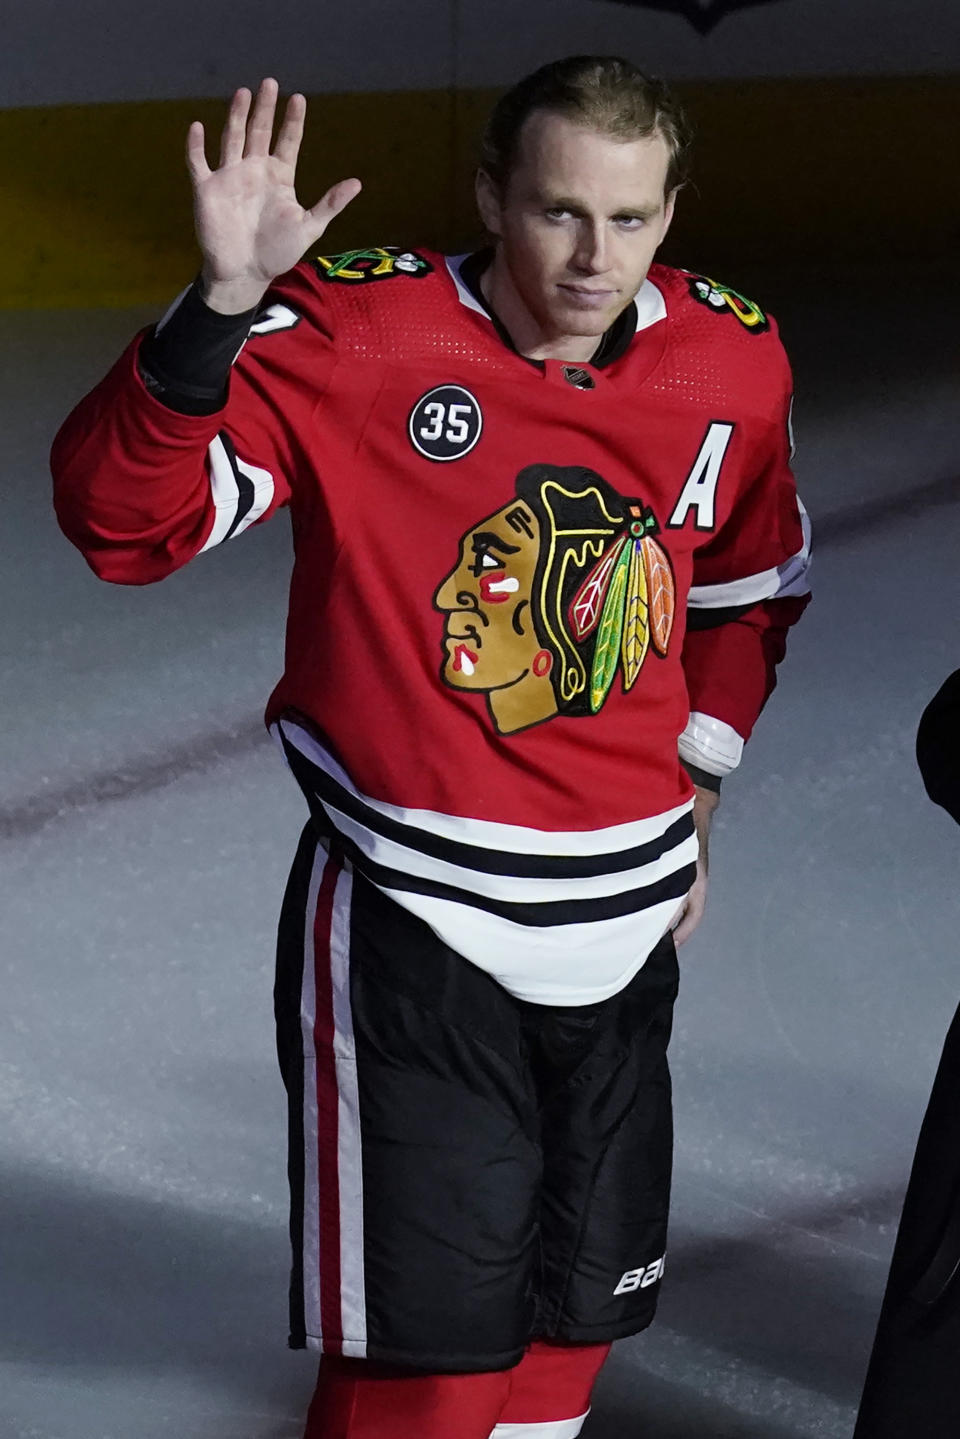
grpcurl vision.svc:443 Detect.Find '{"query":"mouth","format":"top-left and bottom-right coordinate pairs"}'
top-left (450, 643), bottom-right (479, 676)
top-left (558, 284), bottom-right (618, 310)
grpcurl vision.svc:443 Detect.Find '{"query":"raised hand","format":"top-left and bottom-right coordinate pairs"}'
top-left (186, 78), bottom-right (362, 314)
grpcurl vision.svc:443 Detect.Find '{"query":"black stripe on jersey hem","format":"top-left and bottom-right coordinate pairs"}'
top-left (309, 815), bottom-right (698, 927)
top-left (279, 729), bottom-right (694, 881)
top-left (217, 432), bottom-right (256, 539)
top-left (685, 601), bottom-right (757, 630)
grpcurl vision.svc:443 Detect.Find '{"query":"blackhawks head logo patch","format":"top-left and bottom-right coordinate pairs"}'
top-left (433, 465), bottom-right (676, 736)
top-left (688, 274), bottom-right (769, 332)
top-left (313, 247), bottom-right (433, 283)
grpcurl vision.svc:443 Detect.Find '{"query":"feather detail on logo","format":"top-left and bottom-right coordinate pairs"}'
top-left (641, 537), bottom-right (676, 656)
top-left (590, 541), bottom-right (632, 713)
top-left (569, 536), bottom-right (628, 641)
top-left (621, 541), bottom-right (651, 691)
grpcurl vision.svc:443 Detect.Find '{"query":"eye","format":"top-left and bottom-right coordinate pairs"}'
top-left (469, 545), bottom-right (505, 578)
top-left (614, 215), bottom-right (646, 230)
top-left (544, 207), bottom-right (573, 222)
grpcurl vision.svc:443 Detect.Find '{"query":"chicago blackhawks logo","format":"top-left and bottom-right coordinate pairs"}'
top-left (688, 274), bottom-right (769, 332)
top-left (598, 0), bottom-right (785, 35)
top-left (434, 464), bottom-right (676, 736)
top-left (313, 247), bottom-right (432, 283)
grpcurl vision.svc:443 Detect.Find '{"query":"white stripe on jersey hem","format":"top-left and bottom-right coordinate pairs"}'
top-left (321, 797), bottom-right (695, 905)
top-left (378, 887), bottom-right (689, 1006)
top-left (200, 435), bottom-right (275, 552)
top-left (489, 1412), bottom-right (589, 1438)
top-left (688, 497), bottom-right (811, 609)
top-left (276, 719), bottom-right (693, 857)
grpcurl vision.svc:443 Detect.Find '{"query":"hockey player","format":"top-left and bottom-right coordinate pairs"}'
top-left (51, 57), bottom-right (810, 1439)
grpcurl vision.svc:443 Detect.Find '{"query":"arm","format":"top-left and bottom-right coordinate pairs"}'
top-left (671, 783), bottom-right (719, 946)
top-left (672, 352), bottom-right (811, 943)
top-left (51, 80), bottom-right (360, 583)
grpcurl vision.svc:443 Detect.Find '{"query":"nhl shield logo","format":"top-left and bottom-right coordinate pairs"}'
top-left (600, 0), bottom-right (784, 35)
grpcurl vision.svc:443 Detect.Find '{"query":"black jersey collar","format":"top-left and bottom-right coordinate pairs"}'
top-left (456, 248), bottom-right (641, 371)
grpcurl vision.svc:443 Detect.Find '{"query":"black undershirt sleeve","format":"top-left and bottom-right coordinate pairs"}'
top-left (137, 282), bottom-right (259, 416)
top-left (680, 761), bottom-right (722, 794)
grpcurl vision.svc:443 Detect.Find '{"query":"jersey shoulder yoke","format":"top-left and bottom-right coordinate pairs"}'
top-left (648, 262), bottom-right (790, 411)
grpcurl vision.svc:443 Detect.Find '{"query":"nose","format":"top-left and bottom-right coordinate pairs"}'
top-left (435, 566), bottom-right (472, 612)
top-left (573, 219), bottom-right (608, 273)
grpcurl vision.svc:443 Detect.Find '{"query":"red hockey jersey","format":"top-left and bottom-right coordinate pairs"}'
top-left (52, 248), bottom-right (809, 1004)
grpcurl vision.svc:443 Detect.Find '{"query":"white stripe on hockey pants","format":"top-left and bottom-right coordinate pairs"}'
top-left (490, 1414), bottom-right (590, 1438)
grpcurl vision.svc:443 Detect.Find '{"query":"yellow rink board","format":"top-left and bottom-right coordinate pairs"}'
top-left (1, 77), bottom-right (956, 308)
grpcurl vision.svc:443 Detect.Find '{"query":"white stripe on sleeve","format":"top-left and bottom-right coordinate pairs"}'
top-left (688, 497), bottom-right (811, 609)
top-left (199, 434), bottom-right (276, 552)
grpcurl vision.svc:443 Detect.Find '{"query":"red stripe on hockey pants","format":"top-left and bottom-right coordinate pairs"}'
top-left (303, 1339), bottom-right (610, 1438)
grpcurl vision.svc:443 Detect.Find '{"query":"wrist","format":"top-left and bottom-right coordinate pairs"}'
top-left (199, 272), bottom-right (270, 315)
top-left (693, 783), bottom-right (720, 815)
top-left (139, 280), bottom-right (260, 415)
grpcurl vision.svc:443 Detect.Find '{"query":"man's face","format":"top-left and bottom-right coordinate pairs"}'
top-left (477, 111), bottom-right (675, 348)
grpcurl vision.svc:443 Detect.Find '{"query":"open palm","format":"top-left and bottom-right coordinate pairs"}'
top-left (187, 79), bottom-right (361, 310)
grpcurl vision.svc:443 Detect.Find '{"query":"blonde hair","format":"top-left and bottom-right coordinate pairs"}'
top-left (480, 55), bottom-right (691, 197)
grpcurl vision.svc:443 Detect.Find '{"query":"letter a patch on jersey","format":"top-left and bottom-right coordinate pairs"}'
top-left (668, 422), bottom-right (734, 531)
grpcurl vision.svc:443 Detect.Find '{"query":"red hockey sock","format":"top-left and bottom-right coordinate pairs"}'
top-left (303, 1355), bottom-right (512, 1439)
top-left (491, 1339), bottom-right (612, 1435)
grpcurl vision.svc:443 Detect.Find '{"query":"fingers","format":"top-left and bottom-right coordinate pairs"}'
top-left (671, 909), bottom-right (695, 947)
top-left (243, 77), bottom-right (280, 160)
top-left (273, 91), bottom-right (307, 169)
top-left (672, 883), bottom-right (706, 946)
top-left (214, 79), bottom-right (304, 170)
top-left (219, 86), bottom-right (252, 167)
top-left (185, 121), bottom-right (211, 184)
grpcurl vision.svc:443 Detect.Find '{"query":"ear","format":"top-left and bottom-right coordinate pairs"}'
top-left (475, 169), bottom-right (503, 239)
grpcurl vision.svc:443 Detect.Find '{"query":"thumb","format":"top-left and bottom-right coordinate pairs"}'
top-left (305, 177), bottom-right (363, 244)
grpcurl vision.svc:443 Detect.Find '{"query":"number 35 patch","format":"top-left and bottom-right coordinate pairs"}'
top-left (408, 385), bottom-right (483, 462)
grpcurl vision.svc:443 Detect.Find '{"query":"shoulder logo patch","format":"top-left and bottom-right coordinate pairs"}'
top-left (409, 385), bottom-right (483, 462)
top-left (688, 274), bottom-right (769, 332)
top-left (313, 247), bottom-right (433, 284)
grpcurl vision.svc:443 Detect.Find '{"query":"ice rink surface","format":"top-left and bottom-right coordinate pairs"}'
top-left (2, 265), bottom-right (959, 1438)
